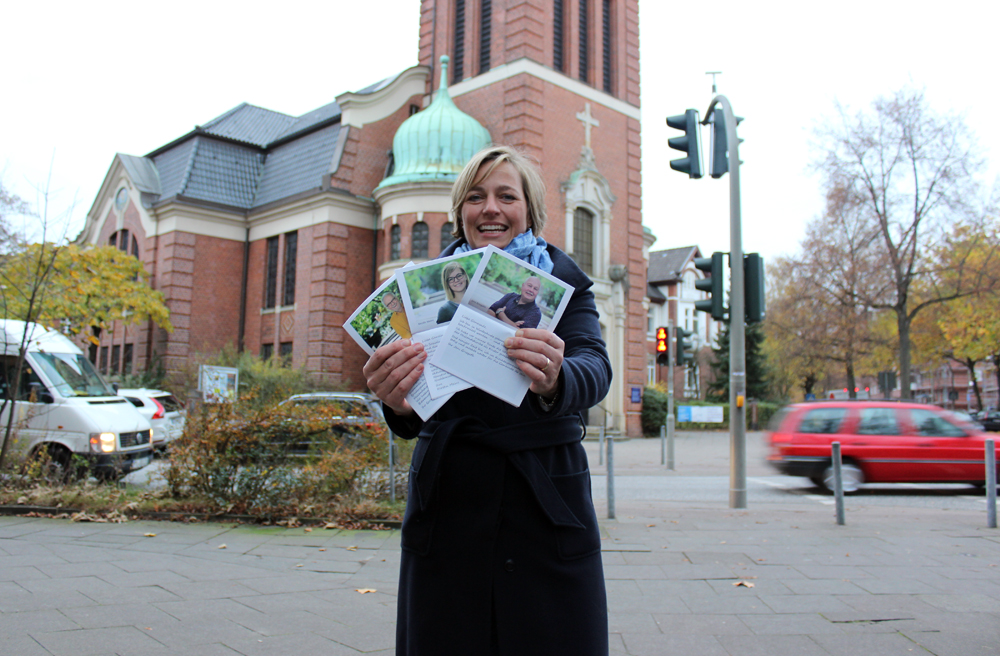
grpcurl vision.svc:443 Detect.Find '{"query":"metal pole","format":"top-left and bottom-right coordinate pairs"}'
top-left (598, 421), bottom-right (605, 466)
top-left (832, 441), bottom-right (845, 525)
top-left (659, 425), bottom-right (665, 465)
top-left (704, 94), bottom-right (746, 509)
top-left (606, 432), bottom-right (615, 519)
top-left (667, 316), bottom-right (675, 470)
top-left (987, 439), bottom-right (996, 529)
top-left (389, 432), bottom-right (396, 504)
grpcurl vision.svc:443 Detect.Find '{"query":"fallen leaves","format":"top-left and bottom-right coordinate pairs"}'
top-left (355, 588), bottom-right (377, 594)
top-left (143, 533), bottom-right (157, 538)
top-left (733, 581), bottom-right (755, 588)
top-left (217, 544), bottom-right (227, 549)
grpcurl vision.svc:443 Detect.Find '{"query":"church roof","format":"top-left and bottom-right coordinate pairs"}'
top-left (648, 246), bottom-right (701, 284)
top-left (131, 89), bottom-right (359, 211)
top-left (377, 55), bottom-right (490, 189)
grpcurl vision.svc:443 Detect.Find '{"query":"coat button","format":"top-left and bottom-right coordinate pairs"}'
top-left (504, 559), bottom-right (515, 572)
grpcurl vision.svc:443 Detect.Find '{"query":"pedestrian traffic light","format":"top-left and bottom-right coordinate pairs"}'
top-left (666, 109), bottom-right (703, 179)
top-left (674, 327), bottom-right (694, 367)
top-left (655, 326), bottom-right (670, 366)
top-left (744, 253), bottom-right (765, 323)
top-left (694, 252), bottom-right (726, 321)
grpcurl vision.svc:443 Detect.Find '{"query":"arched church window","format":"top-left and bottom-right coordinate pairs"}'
top-left (479, 0), bottom-right (492, 74)
top-left (109, 229), bottom-right (139, 258)
top-left (412, 222), bottom-right (429, 259)
top-left (453, 0), bottom-right (465, 82)
top-left (602, 0), bottom-right (613, 93)
top-left (573, 207), bottom-right (594, 275)
top-left (578, 0), bottom-right (589, 83)
top-left (390, 225), bottom-right (401, 260)
top-left (440, 222), bottom-right (454, 253)
top-left (553, 0), bottom-right (565, 72)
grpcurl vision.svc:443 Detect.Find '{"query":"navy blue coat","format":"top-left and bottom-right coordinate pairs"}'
top-left (385, 243), bottom-right (612, 656)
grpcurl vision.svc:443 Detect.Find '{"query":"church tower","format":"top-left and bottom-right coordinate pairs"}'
top-left (411, 0), bottom-right (645, 435)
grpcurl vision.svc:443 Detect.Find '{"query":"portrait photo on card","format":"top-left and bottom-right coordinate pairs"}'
top-left (396, 250), bottom-right (485, 334)
top-left (464, 246), bottom-right (573, 332)
top-left (343, 277), bottom-right (412, 355)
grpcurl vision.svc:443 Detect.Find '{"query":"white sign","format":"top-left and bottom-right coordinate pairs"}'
top-left (678, 405), bottom-right (725, 423)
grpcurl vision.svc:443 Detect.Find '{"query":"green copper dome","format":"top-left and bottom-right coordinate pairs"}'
top-left (377, 55), bottom-right (491, 189)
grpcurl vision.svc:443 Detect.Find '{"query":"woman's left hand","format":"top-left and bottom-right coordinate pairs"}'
top-left (505, 328), bottom-right (564, 400)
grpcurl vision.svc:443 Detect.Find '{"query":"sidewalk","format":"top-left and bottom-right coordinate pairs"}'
top-left (0, 435), bottom-right (997, 655)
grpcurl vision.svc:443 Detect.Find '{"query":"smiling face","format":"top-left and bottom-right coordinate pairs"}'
top-left (382, 293), bottom-right (403, 313)
top-left (519, 276), bottom-right (541, 303)
top-left (461, 161), bottom-right (530, 250)
top-left (447, 268), bottom-right (467, 293)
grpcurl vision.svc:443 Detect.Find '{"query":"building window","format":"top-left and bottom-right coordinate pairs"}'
top-left (647, 306), bottom-right (655, 335)
top-left (554, 0), bottom-right (565, 72)
top-left (264, 236), bottom-right (279, 309)
top-left (578, 0), bottom-right (589, 83)
top-left (88, 343), bottom-right (98, 366)
top-left (123, 343), bottom-right (133, 375)
top-left (282, 231), bottom-right (297, 307)
top-left (454, 0), bottom-right (465, 82)
top-left (390, 224), bottom-right (401, 260)
top-left (279, 342), bottom-right (293, 365)
top-left (602, 0), bottom-right (613, 93)
top-left (479, 0), bottom-right (492, 74)
top-left (440, 222), bottom-right (454, 253)
top-left (261, 343), bottom-right (273, 360)
top-left (412, 222), bottom-right (429, 259)
top-left (111, 345), bottom-right (121, 375)
top-left (573, 207), bottom-right (594, 275)
top-left (647, 354), bottom-right (656, 386)
top-left (99, 346), bottom-right (108, 374)
top-left (109, 229), bottom-right (139, 257)
top-left (684, 308), bottom-right (691, 331)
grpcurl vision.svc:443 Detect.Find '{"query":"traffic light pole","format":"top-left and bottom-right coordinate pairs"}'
top-left (705, 94), bottom-right (746, 509)
top-left (667, 317), bottom-right (675, 470)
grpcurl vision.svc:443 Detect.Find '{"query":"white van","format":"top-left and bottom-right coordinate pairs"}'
top-left (0, 320), bottom-right (154, 478)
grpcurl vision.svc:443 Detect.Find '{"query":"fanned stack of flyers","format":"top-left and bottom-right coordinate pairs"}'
top-left (344, 246), bottom-right (573, 420)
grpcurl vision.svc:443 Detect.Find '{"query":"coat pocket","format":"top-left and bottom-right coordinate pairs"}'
top-left (400, 468), bottom-right (435, 555)
top-left (549, 470), bottom-right (601, 560)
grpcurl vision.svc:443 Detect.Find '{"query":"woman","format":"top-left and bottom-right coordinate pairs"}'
top-left (436, 262), bottom-right (468, 324)
top-left (364, 146), bottom-right (612, 655)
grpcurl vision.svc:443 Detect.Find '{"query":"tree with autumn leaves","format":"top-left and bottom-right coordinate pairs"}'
top-left (767, 89), bottom-right (998, 400)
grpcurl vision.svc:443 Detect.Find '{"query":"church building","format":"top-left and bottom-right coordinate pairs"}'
top-left (77, 0), bottom-right (650, 436)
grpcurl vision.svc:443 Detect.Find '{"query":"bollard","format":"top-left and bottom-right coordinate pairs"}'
top-left (599, 424), bottom-right (605, 466)
top-left (606, 433), bottom-right (616, 520)
top-left (987, 439), bottom-right (997, 529)
top-left (832, 441), bottom-right (845, 526)
top-left (660, 425), bottom-right (665, 466)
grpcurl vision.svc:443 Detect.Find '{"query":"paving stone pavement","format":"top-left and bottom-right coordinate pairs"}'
top-left (1, 433), bottom-right (998, 655)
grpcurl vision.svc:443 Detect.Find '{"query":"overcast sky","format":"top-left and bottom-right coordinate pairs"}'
top-left (3, 0), bottom-right (998, 265)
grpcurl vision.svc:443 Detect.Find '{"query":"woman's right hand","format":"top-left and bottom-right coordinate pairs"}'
top-left (364, 340), bottom-right (426, 417)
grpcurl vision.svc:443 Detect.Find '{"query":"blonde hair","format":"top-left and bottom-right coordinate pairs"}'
top-left (451, 146), bottom-right (547, 241)
top-left (441, 262), bottom-right (468, 302)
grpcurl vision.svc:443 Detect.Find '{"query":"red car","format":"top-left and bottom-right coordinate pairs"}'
top-left (767, 401), bottom-right (1000, 493)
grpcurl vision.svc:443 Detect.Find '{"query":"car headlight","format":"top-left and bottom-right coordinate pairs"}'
top-left (89, 432), bottom-right (116, 453)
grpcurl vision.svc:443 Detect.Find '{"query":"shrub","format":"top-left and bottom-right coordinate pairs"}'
top-left (165, 399), bottom-right (393, 515)
top-left (640, 385), bottom-right (668, 436)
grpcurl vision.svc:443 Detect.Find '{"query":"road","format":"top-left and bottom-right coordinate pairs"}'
top-left (583, 430), bottom-right (996, 514)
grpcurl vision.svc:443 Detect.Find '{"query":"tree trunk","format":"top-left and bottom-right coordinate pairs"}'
top-left (846, 359), bottom-right (856, 399)
top-left (964, 358), bottom-right (983, 411)
top-left (897, 309), bottom-right (912, 399)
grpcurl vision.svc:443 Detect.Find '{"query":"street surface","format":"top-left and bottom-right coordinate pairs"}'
top-left (1, 430), bottom-right (996, 656)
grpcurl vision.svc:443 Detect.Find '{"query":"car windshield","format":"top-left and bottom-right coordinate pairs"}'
top-left (32, 352), bottom-right (116, 398)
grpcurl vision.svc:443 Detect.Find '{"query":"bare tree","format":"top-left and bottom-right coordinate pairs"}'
top-left (816, 88), bottom-right (998, 398)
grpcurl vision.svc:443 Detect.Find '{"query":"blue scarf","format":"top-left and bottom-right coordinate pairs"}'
top-left (456, 230), bottom-right (554, 273)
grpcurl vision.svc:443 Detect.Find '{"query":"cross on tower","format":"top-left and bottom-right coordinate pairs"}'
top-left (576, 103), bottom-right (600, 149)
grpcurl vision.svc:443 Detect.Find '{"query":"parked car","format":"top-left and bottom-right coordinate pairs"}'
top-left (974, 409), bottom-right (1000, 432)
top-left (273, 392), bottom-right (387, 455)
top-left (117, 388), bottom-right (186, 452)
top-left (767, 400), bottom-right (1000, 493)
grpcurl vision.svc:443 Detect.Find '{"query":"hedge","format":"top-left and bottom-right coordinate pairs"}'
top-left (640, 386), bottom-right (780, 435)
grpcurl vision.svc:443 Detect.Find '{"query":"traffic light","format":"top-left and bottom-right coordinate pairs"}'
top-left (708, 108), bottom-right (744, 179)
top-left (655, 326), bottom-right (670, 366)
top-left (744, 253), bottom-right (766, 323)
top-left (694, 252), bottom-right (726, 321)
top-left (674, 327), bottom-right (694, 367)
top-left (666, 109), bottom-right (703, 179)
